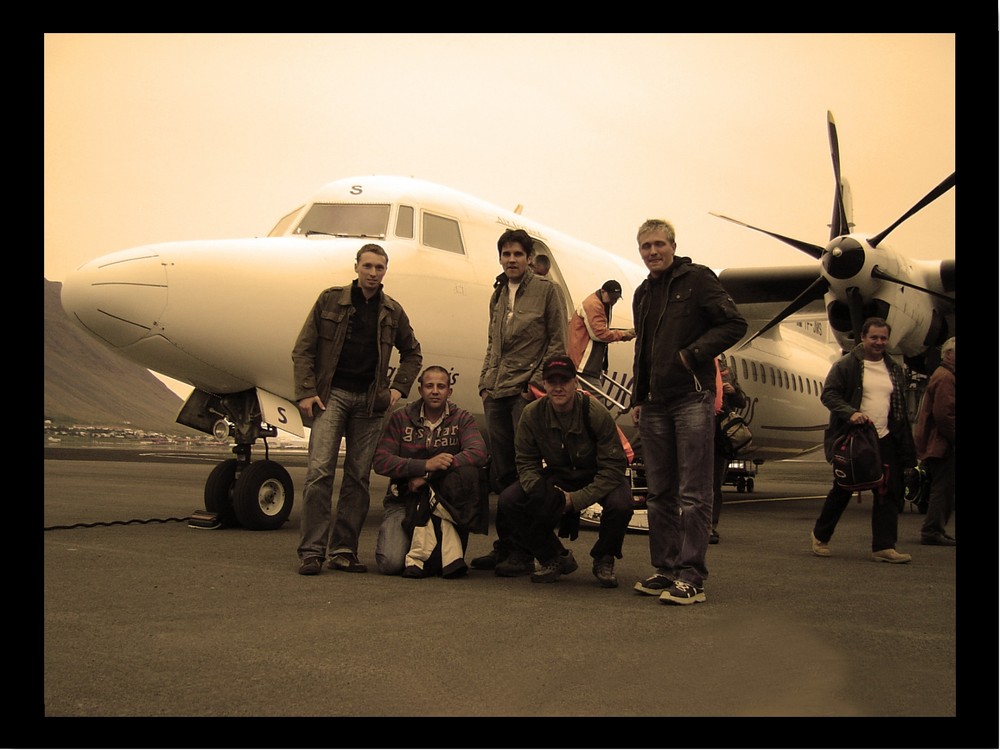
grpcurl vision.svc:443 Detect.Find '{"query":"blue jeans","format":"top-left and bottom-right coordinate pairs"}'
top-left (638, 393), bottom-right (715, 587)
top-left (297, 388), bottom-right (384, 559)
top-left (375, 500), bottom-right (408, 574)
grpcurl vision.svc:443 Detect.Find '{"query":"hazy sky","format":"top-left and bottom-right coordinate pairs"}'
top-left (44, 33), bottom-right (955, 283)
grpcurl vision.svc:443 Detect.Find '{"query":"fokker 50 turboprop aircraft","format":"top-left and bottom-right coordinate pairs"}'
top-left (59, 114), bottom-right (953, 533)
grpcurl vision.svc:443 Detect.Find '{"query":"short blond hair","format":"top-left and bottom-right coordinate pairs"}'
top-left (940, 337), bottom-right (955, 355)
top-left (636, 219), bottom-right (675, 243)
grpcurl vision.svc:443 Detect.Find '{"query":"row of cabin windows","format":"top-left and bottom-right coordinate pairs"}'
top-left (730, 355), bottom-right (823, 397)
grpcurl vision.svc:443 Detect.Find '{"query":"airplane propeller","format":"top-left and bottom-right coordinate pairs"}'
top-left (867, 172), bottom-right (956, 249)
top-left (719, 112), bottom-right (955, 353)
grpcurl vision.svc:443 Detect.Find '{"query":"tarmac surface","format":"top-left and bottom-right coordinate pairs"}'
top-left (39, 444), bottom-right (966, 735)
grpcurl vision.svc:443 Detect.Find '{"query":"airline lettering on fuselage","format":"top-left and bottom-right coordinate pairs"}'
top-left (350, 185), bottom-right (363, 195)
top-left (385, 365), bottom-right (460, 387)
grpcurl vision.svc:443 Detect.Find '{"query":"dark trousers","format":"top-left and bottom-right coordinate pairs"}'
top-left (920, 447), bottom-right (955, 539)
top-left (498, 479), bottom-right (633, 563)
top-left (813, 435), bottom-right (902, 552)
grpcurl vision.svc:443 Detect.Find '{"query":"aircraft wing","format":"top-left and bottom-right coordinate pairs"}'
top-left (716, 265), bottom-right (826, 324)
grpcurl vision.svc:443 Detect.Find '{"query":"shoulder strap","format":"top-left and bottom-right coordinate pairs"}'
top-left (581, 392), bottom-right (597, 444)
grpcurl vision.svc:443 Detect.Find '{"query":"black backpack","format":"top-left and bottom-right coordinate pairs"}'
top-left (831, 422), bottom-right (884, 492)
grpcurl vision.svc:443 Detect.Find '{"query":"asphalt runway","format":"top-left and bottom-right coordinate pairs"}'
top-left (39, 445), bottom-right (962, 734)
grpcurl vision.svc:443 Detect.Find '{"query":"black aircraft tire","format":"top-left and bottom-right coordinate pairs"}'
top-left (746, 478), bottom-right (754, 493)
top-left (204, 459), bottom-right (240, 527)
top-left (232, 460), bottom-right (294, 531)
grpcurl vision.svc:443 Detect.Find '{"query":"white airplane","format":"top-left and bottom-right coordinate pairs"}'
top-left (59, 115), bottom-right (953, 533)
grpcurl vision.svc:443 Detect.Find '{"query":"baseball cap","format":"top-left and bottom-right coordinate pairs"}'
top-left (542, 356), bottom-right (577, 381)
top-left (601, 280), bottom-right (623, 300)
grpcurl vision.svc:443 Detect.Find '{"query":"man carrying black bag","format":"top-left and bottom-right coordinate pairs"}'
top-left (494, 356), bottom-right (633, 587)
top-left (809, 318), bottom-right (916, 564)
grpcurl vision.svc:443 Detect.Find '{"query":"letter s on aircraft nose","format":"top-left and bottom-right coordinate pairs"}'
top-left (60, 249), bottom-right (168, 348)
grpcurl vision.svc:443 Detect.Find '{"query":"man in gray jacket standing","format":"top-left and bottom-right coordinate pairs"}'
top-left (630, 219), bottom-right (747, 605)
top-left (471, 228), bottom-right (567, 570)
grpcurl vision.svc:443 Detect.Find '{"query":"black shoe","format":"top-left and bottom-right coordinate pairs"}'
top-left (659, 580), bottom-right (706, 605)
top-left (298, 556), bottom-right (324, 576)
top-left (709, 530), bottom-right (720, 544)
top-left (495, 552), bottom-right (533, 577)
top-left (402, 564), bottom-right (427, 578)
top-left (471, 550), bottom-right (501, 570)
top-left (441, 559), bottom-right (469, 579)
top-left (592, 555), bottom-right (618, 588)
top-left (920, 535), bottom-right (956, 546)
top-left (327, 551), bottom-right (368, 573)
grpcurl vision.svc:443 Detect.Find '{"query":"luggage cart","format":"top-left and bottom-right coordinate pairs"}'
top-left (724, 458), bottom-right (758, 493)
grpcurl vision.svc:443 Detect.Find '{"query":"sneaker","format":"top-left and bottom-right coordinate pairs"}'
top-left (327, 551), bottom-right (368, 573)
top-left (530, 558), bottom-right (562, 583)
top-left (470, 549), bottom-right (501, 570)
top-left (810, 531), bottom-right (831, 557)
top-left (633, 573), bottom-right (674, 596)
top-left (659, 580), bottom-right (706, 605)
top-left (495, 552), bottom-right (533, 577)
top-left (709, 530), bottom-right (720, 544)
top-left (592, 555), bottom-right (618, 588)
top-left (558, 549), bottom-right (579, 575)
top-left (297, 555), bottom-right (324, 576)
top-left (871, 548), bottom-right (912, 564)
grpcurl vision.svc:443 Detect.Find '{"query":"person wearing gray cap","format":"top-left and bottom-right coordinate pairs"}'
top-left (494, 355), bottom-right (633, 587)
top-left (567, 279), bottom-right (635, 384)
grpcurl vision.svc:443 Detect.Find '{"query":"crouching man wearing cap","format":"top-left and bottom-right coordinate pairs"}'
top-left (493, 356), bottom-right (633, 587)
top-left (567, 279), bottom-right (635, 385)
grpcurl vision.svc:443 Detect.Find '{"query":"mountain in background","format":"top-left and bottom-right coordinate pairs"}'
top-left (44, 278), bottom-right (201, 436)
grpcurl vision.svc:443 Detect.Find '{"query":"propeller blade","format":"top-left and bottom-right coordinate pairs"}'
top-left (847, 287), bottom-right (865, 344)
top-left (710, 213), bottom-right (826, 260)
top-left (827, 111), bottom-right (850, 240)
top-left (868, 172), bottom-right (956, 248)
top-left (738, 276), bottom-right (830, 350)
top-left (871, 266), bottom-right (956, 304)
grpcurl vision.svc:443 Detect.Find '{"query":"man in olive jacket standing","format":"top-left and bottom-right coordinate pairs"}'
top-left (472, 228), bottom-right (567, 570)
top-left (292, 244), bottom-right (422, 576)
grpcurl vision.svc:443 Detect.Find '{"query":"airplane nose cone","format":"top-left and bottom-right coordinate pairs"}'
top-left (822, 236), bottom-right (865, 280)
top-left (60, 249), bottom-right (168, 348)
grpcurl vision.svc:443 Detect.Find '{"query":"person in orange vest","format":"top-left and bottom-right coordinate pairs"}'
top-left (567, 280), bottom-right (635, 383)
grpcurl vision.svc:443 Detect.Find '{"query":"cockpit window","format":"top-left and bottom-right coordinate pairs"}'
top-left (422, 212), bottom-right (465, 255)
top-left (268, 206), bottom-right (303, 237)
top-left (396, 205), bottom-right (414, 239)
top-left (293, 203), bottom-right (390, 239)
